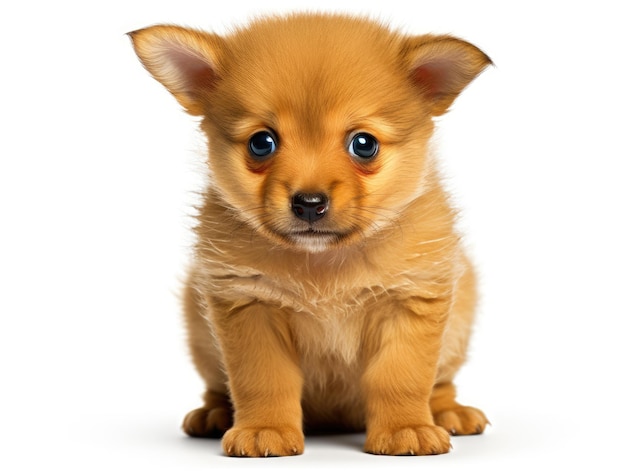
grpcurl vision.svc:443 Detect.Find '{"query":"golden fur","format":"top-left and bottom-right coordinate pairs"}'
top-left (129, 13), bottom-right (491, 457)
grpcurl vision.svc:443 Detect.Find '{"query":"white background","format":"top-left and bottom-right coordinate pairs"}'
top-left (1, 1), bottom-right (625, 469)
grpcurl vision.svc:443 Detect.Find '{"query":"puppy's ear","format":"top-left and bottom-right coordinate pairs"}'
top-left (128, 25), bottom-right (225, 115)
top-left (402, 36), bottom-right (492, 116)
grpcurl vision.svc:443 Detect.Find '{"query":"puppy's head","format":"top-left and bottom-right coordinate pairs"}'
top-left (130, 15), bottom-right (491, 253)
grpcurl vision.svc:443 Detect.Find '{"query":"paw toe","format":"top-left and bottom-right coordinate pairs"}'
top-left (434, 406), bottom-right (488, 436)
top-left (222, 426), bottom-right (304, 457)
top-left (365, 425), bottom-right (450, 456)
top-left (182, 407), bottom-right (232, 438)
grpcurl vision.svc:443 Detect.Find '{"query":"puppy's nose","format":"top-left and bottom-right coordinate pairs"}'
top-left (291, 193), bottom-right (329, 223)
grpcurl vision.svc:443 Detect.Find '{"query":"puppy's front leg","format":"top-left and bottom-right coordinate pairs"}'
top-left (212, 301), bottom-right (304, 457)
top-left (363, 296), bottom-right (451, 456)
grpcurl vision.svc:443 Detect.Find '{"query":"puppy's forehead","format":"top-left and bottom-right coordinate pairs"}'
top-left (248, 22), bottom-right (396, 80)
top-left (228, 14), bottom-right (400, 64)
top-left (220, 16), bottom-right (415, 136)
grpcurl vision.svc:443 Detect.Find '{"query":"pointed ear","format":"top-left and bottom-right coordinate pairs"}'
top-left (403, 35), bottom-right (492, 116)
top-left (128, 25), bottom-right (225, 116)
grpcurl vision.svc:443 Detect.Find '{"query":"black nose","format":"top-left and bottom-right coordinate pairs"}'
top-left (291, 193), bottom-right (329, 223)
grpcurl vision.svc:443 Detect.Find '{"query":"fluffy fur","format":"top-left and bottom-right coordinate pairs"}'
top-left (129, 13), bottom-right (491, 457)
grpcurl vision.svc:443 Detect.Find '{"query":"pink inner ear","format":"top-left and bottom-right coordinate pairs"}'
top-left (167, 43), bottom-right (215, 91)
top-left (412, 59), bottom-right (456, 99)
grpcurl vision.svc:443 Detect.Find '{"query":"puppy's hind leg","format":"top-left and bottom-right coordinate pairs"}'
top-left (180, 268), bottom-right (233, 438)
top-left (430, 382), bottom-right (488, 436)
top-left (431, 257), bottom-right (488, 435)
top-left (183, 390), bottom-right (233, 438)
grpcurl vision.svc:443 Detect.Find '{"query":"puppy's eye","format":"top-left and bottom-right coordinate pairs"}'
top-left (348, 133), bottom-right (379, 161)
top-left (248, 131), bottom-right (277, 160)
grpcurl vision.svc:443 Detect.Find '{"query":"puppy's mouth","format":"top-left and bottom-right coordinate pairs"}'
top-left (272, 227), bottom-right (353, 252)
top-left (292, 228), bottom-right (343, 238)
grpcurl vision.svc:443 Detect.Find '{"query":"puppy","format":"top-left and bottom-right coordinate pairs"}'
top-left (129, 13), bottom-right (491, 457)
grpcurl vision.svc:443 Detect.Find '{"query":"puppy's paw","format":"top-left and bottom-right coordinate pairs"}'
top-left (434, 405), bottom-right (489, 435)
top-left (364, 424), bottom-right (450, 456)
top-left (222, 425), bottom-right (304, 457)
top-left (182, 406), bottom-right (232, 438)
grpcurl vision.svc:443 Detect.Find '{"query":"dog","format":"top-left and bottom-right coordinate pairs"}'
top-left (129, 13), bottom-right (491, 457)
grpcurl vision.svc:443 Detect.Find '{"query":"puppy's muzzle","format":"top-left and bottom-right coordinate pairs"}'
top-left (291, 193), bottom-right (329, 223)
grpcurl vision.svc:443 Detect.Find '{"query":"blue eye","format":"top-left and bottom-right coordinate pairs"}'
top-left (348, 133), bottom-right (379, 160)
top-left (248, 131), bottom-right (277, 159)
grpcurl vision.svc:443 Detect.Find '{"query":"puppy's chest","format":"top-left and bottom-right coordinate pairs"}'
top-left (215, 270), bottom-right (375, 364)
top-left (272, 276), bottom-right (373, 363)
top-left (288, 292), bottom-right (370, 365)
